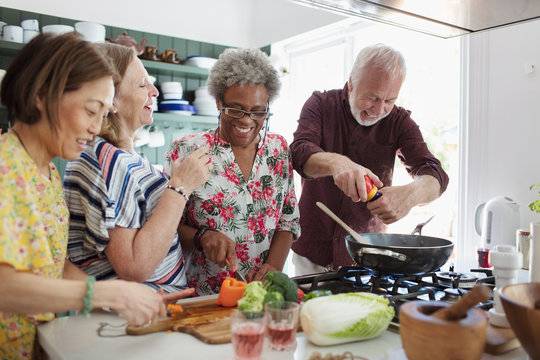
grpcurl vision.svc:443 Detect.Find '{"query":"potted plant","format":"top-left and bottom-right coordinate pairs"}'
top-left (530, 184), bottom-right (540, 213)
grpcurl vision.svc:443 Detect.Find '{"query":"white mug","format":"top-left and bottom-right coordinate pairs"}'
top-left (3, 25), bottom-right (23, 43)
top-left (23, 29), bottom-right (40, 43)
top-left (21, 19), bottom-right (39, 31)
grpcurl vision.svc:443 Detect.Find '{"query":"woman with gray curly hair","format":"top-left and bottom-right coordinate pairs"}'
top-left (164, 48), bottom-right (300, 296)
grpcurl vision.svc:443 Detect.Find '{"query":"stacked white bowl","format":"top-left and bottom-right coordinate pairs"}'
top-left (42, 24), bottom-right (75, 36)
top-left (74, 22), bottom-right (105, 43)
top-left (158, 81), bottom-right (195, 116)
top-left (21, 19), bottom-right (39, 43)
top-left (193, 86), bottom-right (218, 116)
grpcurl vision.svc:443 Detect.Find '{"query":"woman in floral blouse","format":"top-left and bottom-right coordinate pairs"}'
top-left (165, 48), bottom-right (300, 295)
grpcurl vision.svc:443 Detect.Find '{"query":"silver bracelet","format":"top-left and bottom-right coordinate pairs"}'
top-left (166, 184), bottom-right (189, 201)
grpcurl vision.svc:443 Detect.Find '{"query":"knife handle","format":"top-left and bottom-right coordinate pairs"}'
top-left (126, 320), bottom-right (174, 335)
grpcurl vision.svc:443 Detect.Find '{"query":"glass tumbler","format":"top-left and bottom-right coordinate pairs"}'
top-left (230, 310), bottom-right (266, 360)
top-left (265, 301), bottom-right (300, 351)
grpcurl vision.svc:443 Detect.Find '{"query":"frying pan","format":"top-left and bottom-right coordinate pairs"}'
top-left (316, 202), bottom-right (453, 274)
top-left (344, 233), bottom-right (453, 274)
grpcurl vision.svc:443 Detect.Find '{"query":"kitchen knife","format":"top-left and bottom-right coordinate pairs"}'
top-left (225, 258), bottom-right (247, 283)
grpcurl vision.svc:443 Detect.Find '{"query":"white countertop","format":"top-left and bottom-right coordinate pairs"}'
top-left (37, 296), bottom-right (529, 360)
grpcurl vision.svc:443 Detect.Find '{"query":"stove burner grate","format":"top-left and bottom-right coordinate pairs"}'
top-left (436, 271), bottom-right (478, 289)
top-left (292, 266), bottom-right (494, 324)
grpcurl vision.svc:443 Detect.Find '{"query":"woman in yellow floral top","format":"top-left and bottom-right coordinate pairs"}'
top-left (0, 33), bottom-right (176, 359)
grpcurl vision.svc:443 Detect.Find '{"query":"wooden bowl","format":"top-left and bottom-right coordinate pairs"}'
top-left (500, 282), bottom-right (540, 359)
top-left (399, 301), bottom-right (488, 360)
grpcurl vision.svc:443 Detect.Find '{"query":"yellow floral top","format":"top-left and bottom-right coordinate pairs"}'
top-left (0, 131), bottom-right (69, 360)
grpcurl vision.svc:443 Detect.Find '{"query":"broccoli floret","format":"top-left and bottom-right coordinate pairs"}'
top-left (263, 291), bottom-right (284, 307)
top-left (264, 271), bottom-right (299, 303)
top-left (237, 281), bottom-right (267, 312)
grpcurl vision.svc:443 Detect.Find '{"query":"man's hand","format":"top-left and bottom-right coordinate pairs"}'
top-left (366, 185), bottom-right (414, 224)
top-left (332, 157), bottom-right (382, 202)
top-left (367, 175), bottom-right (441, 224)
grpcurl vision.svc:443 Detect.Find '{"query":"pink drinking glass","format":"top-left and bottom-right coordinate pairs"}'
top-left (265, 301), bottom-right (300, 351)
top-left (230, 310), bottom-right (266, 360)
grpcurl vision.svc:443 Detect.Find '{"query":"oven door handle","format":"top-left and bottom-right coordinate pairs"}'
top-left (358, 247), bottom-right (407, 261)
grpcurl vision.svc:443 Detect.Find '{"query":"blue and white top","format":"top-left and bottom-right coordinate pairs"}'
top-left (64, 136), bottom-right (187, 293)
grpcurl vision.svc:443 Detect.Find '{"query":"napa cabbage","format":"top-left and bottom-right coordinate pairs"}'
top-left (300, 292), bottom-right (395, 346)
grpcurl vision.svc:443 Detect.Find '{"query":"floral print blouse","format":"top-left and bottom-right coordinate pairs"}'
top-left (164, 129), bottom-right (300, 296)
top-left (0, 132), bottom-right (69, 359)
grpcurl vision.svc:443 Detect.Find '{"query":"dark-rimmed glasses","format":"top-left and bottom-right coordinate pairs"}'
top-left (221, 107), bottom-right (271, 121)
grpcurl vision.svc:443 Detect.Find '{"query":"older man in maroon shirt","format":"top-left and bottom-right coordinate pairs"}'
top-left (290, 44), bottom-right (449, 274)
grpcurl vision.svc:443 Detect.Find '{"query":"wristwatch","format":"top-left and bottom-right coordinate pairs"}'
top-left (193, 226), bottom-right (210, 251)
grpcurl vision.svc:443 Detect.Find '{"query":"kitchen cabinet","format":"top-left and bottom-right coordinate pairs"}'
top-left (0, 5), bottom-right (231, 173)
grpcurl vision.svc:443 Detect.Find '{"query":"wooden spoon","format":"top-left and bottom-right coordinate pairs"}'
top-left (431, 284), bottom-right (492, 321)
top-left (315, 201), bottom-right (370, 245)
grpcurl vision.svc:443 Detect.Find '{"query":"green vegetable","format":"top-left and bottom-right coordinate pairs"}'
top-left (264, 271), bottom-right (299, 303)
top-left (530, 183), bottom-right (540, 213)
top-left (237, 281), bottom-right (266, 312)
top-left (263, 291), bottom-right (284, 307)
top-left (300, 293), bottom-right (395, 346)
top-left (303, 289), bottom-right (333, 302)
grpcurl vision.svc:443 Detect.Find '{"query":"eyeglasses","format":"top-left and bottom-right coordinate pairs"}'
top-left (221, 107), bottom-right (271, 121)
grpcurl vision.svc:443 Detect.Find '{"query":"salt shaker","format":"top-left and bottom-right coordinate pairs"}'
top-left (488, 245), bottom-right (522, 327)
top-left (516, 229), bottom-right (530, 270)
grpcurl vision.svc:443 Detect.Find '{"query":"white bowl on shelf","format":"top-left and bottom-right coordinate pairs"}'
top-left (42, 24), bottom-right (74, 36)
top-left (195, 86), bottom-right (212, 99)
top-left (193, 104), bottom-right (219, 116)
top-left (20, 19), bottom-right (39, 31)
top-left (183, 56), bottom-right (218, 69)
top-left (160, 81), bottom-right (182, 94)
top-left (23, 29), bottom-right (39, 43)
top-left (162, 92), bottom-right (183, 100)
top-left (74, 22), bottom-right (105, 42)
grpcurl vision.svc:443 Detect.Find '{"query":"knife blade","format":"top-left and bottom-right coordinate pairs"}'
top-left (234, 269), bottom-right (247, 283)
top-left (226, 258), bottom-right (247, 283)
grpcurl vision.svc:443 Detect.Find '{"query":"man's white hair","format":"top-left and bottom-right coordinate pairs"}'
top-left (350, 43), bottom-right (406, 83)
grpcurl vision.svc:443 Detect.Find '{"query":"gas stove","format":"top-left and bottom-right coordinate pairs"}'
top-left (293, 266), bottom-right (495, 325)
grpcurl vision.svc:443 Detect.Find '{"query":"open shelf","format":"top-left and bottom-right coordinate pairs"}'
top-left (153, 112), bottom-right (216, 124)
top-left (0, 39), bottom-right (24, 56)
top-left (141, 59), bottom-right (210, 78)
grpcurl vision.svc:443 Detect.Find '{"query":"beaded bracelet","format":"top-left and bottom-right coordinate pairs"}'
top-left (166, 184), bottom-right (189, 201)
top-left (82, 275), bottom-right (96, 316)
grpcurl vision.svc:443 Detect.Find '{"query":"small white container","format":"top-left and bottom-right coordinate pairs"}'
top-left (23, 29), bottom-right (40, 43)
top-left (162, 92), bottom-right (183, 100)
top-left (3, 25), bottom-right (23, 43)
top-left (21, 19), bottom-right (39, 31)
top-left (42, 24), bottom-right (74, 36)
top-left (160, 81), bottom-right (182, 95)
top-left (74, 22), bottom-right (105, 43)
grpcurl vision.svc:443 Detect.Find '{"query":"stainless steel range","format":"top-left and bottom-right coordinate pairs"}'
top-left (293, 265), bottom-right (495, 324)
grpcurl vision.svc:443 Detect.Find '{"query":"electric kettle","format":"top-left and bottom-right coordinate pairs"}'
top-left (475, 196), bottom-right (520, 249)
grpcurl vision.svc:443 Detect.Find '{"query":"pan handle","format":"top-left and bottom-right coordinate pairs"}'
top-left (358, 247), bottom-right (407, 261)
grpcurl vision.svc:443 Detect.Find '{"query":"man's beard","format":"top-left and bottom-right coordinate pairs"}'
top-left (349, 93), bottom-right (390, 126)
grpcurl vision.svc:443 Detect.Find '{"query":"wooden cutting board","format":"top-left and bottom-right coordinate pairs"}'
top-left (126, 298), bottom-right (235, 344)
top-left (484, 323), bottom-right (521, 355)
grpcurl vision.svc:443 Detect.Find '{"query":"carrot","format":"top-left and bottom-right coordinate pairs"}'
top-left (167, 303), bottom-right (184, 313)
top-left (216, 277), bottom-right (247, 307)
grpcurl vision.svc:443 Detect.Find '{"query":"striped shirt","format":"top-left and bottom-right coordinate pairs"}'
top-left (64, 136), bottom-right (187, 293)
